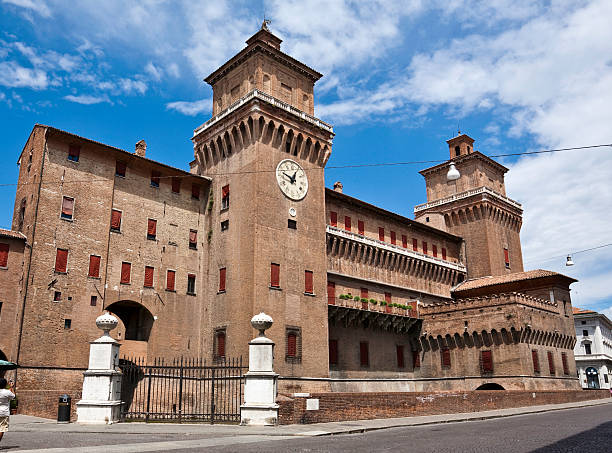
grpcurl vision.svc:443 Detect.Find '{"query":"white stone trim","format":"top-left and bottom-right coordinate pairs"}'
top-left (414, 186), bottom-right (522, 213)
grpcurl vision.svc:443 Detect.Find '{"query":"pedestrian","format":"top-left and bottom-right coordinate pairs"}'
top-left (0, 378), bottom-right (15, 443)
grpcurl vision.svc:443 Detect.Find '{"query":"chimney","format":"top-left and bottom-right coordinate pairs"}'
top-left (135, 140), bottom-right (147, 157)
top-left (333, 181), bottom-right (343, 193)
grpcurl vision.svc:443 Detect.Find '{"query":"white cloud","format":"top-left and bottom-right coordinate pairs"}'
top-left (64, 94), bottom-right (111, 105)
top-left (0, 61), bottom-right (47, 88)
top-left (166, 98), bottom-right (211, 116)
top-left (118, 78), bottom-right (147, 95)
top-left (2, 0), bottom-right (52, 18)
top-left (145, 62), bottom-right (162, 82)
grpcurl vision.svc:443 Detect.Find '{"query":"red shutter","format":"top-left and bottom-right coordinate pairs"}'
top-left (219, 268), bottom-right (226, 292)
top-left (504, 248), bottom-right (510, 265)
top-left (385, 292), bottom-right (391, 303)
top-left (441, 348), bottom-right (451, 368)
top-left (151, 171), bottom-right (160, 186)
top-left (532, 350), bottom-right (540, 373)
top-left (390, 231), bottom-right (396, 245)
top-left (344, 216), bottom-right (351, 232)
top-left (144, 266), bottom-right (154, 287)
top-left (360, 288), bottom-right (368, 299)
top-left (423, 242), bottom-right (428, 254)
top-left (55, 249), bottom-right (68, 273)
top-left (329, 339), bottom-right (338, 365)
top-left (68, 145), bottom-right (80, 160)
top-left (481, 350), bottom-right (493, 373)
top-left (396, 345), bottom-right (405, 368)
top-left (111, 209), bottom-right (122, 230)
top-left (217, 332), bottom-right (225, 357)
top-left (172, 177), bottom-right (180, 193)
top-left (358, 220), bottom-right (364, 235)
top-left (330, 211), bottom-right (337, 227)
top-left (167, 270), bottom-right (175, 291)
top-left (412, 238), bottom-right (418, 251)
top-left (222, 184), bottom-right (230, 198)
top-left (360, 342), bottom-right (369, 366)
top-left (412, 350), bottom-right (420, 368)
top-left (402, 235), bottom-right (407, 248)
top-left (433, 245), bottom-right (438, 258)
top-left (192, 183), bottom-right (200, 199)
top-left (270, 263), bottom-right (280, 287)
top-left (378, 227), bottom-right (385, 241)
top-left (562, 353), bottom-right (569, 375)
top-left (287, 333), bottom-right (297, 357)
top-left (147, 219), bottom-right (157, 237)
top-left (116, 160), bottom-right (126, 176)
top-left (442, 248), bottom-right (447, 260)
top-left (61, 197), bottom-right (74, 218)
top-left (305, 270), bottom-right (313, 293)
top-left (121, 262), bottom-right (131, 284)
top-left (88, 255), bottom-right (100, 278)
top-left (0, 243), bottom-right (8, 267)
top-left (547, 351), bottom-right (555, 374)
top-left (327, 281), bottom-right (335, 305)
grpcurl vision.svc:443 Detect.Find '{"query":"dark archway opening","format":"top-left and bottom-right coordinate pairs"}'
top-left (476, 383), bottom-right (505, 390)
top-left (106, 301), bottom-right (154, 341)
top-left (0, 349), bottom-right (7, 361)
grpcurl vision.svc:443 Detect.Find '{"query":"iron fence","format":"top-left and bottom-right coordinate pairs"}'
top-left (119, 356), bottom-right (246, 423)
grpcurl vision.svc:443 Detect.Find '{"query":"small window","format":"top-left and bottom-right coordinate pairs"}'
top-left (68, 145), bottom-right (80, 162)
top-left (286, 327), bottom-right (302, 363)
top-left (270, 263), bottom-right (280, 288)
top-left (88, 255), bottom-right (101, 278)
top-left (441, 348), bottom-right (451, 368)
top-left (344, 216), bottom-right (351, 232)
top-left (423, 241), bottom-right (428, 255)
top-left (187, 273), bottom-right (196, 295)
top-left (166, 269), bottom-right (176, 291)
top-left (329, 339), bottom-right (339, 365)
top-left (581, 321), bottom-right (586, 325)
top-left (585, 343), bottom-right (591, 355)
top-left (171, 177), bottom-right (181, 193)
top-left (55, 248), bottom-right (68, 273)
top-left (378, 227), bottom-right (385, 241)
top-left (327, 281), bottom-right (335, 305)
top-left (396, 345), bottom-right (405, 368)
top-left (481, 350), bottom-right (493, 373)
top-left (0, 243), bottom-right (9, 268)
top-left (192, 183), bottom-right (200, 200)
top-left (561, 352), bottom-right (569, 375)
top-left (189, 230), bottom-right (197, 249)
top-left (360, 288), bottom-right (368, 299)
top-left (288, 219), bottom-right (297, 229)
top-left (402, 235), bottom-right (408, 248)
top-left (64, 319), bottom-right (72, 329)
top-left (412, 238), bottom-right (418, 252)
top-left (115, 160), bottom-right (126, 177)
top-left (412, 349), bottom-right (420, 368)
top-left (147, 219), bottom-right (157, 240)
top-left (90, 295), bottom-right (97, 306)
top-left (504, 248), bottom-right (510, 268)
top-left (359, 342), bottom-right (369, 367)
top-left (455, 145), bottom-right (460, 157)
top-left (221, 185), bottom-right (230, 209)
top-left (110, 209), bottom-right (122, 232)
top-left (583, 330), bottom-right (588, 337)
top-left (330, 211), bottom-right (337, 227)
top-left (547, 351), bottom-right (555, 375)
top-left (219, 267), bottom-right (226, 292)
top-left (214, 329), bottom-right (226, 361)
top-left (61, 196), bottom-right (74, 220)
top-left (532, 350), bottom-right (540, 373)
top-left (144, 266), bottom-right (154, 288)
top-left (358, 220), bottom-right (364, 236)
top-left (304, 270), bottom-right (313, 294)
top-left (432, 245), bottom-right (438, 258)
top-left (390, 231), bottom-right (396, 245)
top-left (150, 171), bottom-right (160, 188)
top-left (442, 248), bottom-right (447, 260)
top-left (220, 220), bottom-right (229, 231)
top-left (385, 292), bottom-right (391, 304)
top-left (54, 291), bottom-right (62, 301)
top-left (120, 262), bottom-right (131, 284)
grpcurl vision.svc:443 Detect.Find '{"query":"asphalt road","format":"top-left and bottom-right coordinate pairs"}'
top-left (1, 404), bottom-right (610, 452)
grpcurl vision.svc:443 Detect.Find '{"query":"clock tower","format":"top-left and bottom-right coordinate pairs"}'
top-left (191, 22), bottom-right (334, 379)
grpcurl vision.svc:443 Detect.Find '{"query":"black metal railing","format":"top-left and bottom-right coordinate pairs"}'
top-left (119, 356), bottom-right (246, 423)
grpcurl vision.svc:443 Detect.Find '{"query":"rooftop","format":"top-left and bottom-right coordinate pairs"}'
top-left (452, 269), bottom-right (577, 293)
top-left (0, 228), bottom-right (26, 240)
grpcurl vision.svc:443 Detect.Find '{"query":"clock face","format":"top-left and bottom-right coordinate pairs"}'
top-left (276, 159), bottom-right (308, 201)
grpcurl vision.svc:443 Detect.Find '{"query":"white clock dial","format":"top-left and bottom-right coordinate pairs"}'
top-left (276, 159), bottom-right (308, 201)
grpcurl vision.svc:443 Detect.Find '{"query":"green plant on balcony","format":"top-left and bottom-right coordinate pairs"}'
top-left (380, 301), bottom-right (387, 307)
top-left (353, 295), bottom-right (360, 301)
top-left (369, 299), bottom-right (377, 305)
top-left (360, 298), bottom-right (368, 303)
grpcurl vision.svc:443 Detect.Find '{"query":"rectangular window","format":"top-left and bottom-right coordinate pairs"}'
top-left (219, 267), bottom-right (226, 292)
top-left (288, 219), bottom-right (297, 229)
top-left (385, 292), bottom-right (391, 304)
top-left (330, 211), bottom-right (337, 227)
top-left (358, 220), bottom-right (364, 235)
top-left (150, 171), bottom-right (160, 188)
top-left (220, 220), bottom-right (229, 231)
top-left (441, 348), bottom-right (451, 368)
top-left (327, 281), bottom-right (335, 305)
top-left (412, 349), bottom-right (420, 368)
top-left (171, 177), bottom-right (180, 193)
top-left (110, 209), bottom-right (122, 232)
top-left (532, 350), bottom-right (540, 373)
top-left (54, 291), bottom-right (62, 301)
top-left (344, 216), bottom-right (351, 232)
top-left (68, 145), bottom-right (80, 162)
top-left (287, 332), bottom-right (297, 357)
top-left (304, 270), bottom-right (314, 294)
top-left (412, 238), bottom-right (418, 251)
top-left (270, 263), bottom-right (280, 288)
top-left (561, 352), bottom-right (569, 375)
top-left (360, 342), bottom-right (369, 367)
top-left (214, 329), bottom-right (226, 360)
top-left (360, 288), bottom-right (368, 299)
top-left (481, 350), bottom-right (493, 373)
top-left (402, 235), bottom-right (408, 248)
top-left (64, 319), bottom-right (72, 329)
top-left (192, 183), bottom-right (200, 199)
top-left (432, 245), bottom-right (438, 258)
top-left (286, 327), bottom-right (301, 363)
top-left (329, 339), bottom-right (339, 365)
top-left (61, 196), bottom-right (74, 220)
top-left (0, 243), bottom-right (8, 268)
top-left (88, 255), bottom-right (101, 278)
top-left (504, 248), bottom-right (510, 268)
top-left (166, 269), bottom-right (176, 291)
top-left (115, 160), bottom-right (126, 177)
top-left (55, 248), bottom-right (68, 273)
top-left (90, 295), bottom-right (97, 306)
top-left (423, 241), bottom-right (428, 255)
top-left (390, 231), bottom-right (396, 245)
top-left (187, 274), bottom-right (196, 295)
top-left (147, 219), bottom-right (157, 240)
top-left (583, 330), bottom-right (588, 337)
top-left (585, 343), bottom-right (591, 355)
top-left (378, 227), bottom-right (385, 241)
top-left (189, 230), bottom-right (197, 249)
top-left (547, 351), bottom-right (555, 375)
top-left (221, 185), bottom-right (230, 209)
top-left (120, 262), bottom-right (131, 284)
top-left (442, 248), bottom-right (447, 260)
top-left (144, 266), bottom-right (154, 288)
top-left (396, 345), bottom-right (405, 368)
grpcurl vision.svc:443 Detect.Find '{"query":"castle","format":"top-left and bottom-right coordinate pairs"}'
top-left (0, 24), bottom-right (580, 417)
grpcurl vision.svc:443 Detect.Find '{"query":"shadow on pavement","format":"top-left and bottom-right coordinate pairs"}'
top-left (532, 421), bottom-right (612, 452)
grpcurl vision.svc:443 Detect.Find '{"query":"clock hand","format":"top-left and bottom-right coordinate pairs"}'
top-left (282, 172), bottom-right (295, 183)
top-left (290, 171), bottom-right (297, 183)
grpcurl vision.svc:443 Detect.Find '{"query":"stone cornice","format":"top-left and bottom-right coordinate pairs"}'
top-left (414, 186), bottom-right (522, 214)
top-left (419, 151), bottom-right (509, 176)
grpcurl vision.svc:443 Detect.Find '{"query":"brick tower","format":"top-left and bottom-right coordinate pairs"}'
top-left (414, 134), bottom-right (523, 278)
top-left (191, 22), bottom-right (334, 378)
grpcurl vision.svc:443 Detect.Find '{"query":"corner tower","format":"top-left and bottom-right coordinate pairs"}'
top-left (191, 23), bottom-right (334, 379)
top-left (414, 133), bottom-right (523, 278)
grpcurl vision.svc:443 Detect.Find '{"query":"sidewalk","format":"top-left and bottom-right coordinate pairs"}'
top-left (11, 397), bottom-right (611, 437)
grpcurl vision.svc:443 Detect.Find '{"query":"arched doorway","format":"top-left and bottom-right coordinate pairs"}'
top-left (476, 383), bottom-right (505, 390)
top-left (586, 367), bottom-right (600, 389)
top-left (106, 301), bottom-right (154, 341)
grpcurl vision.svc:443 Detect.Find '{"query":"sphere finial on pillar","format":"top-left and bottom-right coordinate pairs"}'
top-left (251, 312), bottom-right (273, 337)
top-left (95, 312), bottom-right (118, 338)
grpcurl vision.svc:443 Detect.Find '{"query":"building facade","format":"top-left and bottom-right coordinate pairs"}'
top-left (573, 308), bottom-right (612, 389)
top-left (1, 24), bottom-right (581, 414)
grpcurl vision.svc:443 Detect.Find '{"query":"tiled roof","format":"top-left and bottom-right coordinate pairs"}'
top-left (453, 269), bottom-right (577, 292)
top-left (0, 228), bottom-right (26, 240)
top-left (572, 307), bottom-right (596, 315)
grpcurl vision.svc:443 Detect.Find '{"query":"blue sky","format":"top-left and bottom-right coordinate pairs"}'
top-left (1, 0), bottom-right (611, 314)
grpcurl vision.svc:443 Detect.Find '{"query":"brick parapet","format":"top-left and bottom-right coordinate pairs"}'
top-left (421, 292), bottom-right (558, 316)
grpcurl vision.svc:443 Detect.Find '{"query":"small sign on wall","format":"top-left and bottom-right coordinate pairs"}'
top-left (306, 398), bottom-right (320, 411)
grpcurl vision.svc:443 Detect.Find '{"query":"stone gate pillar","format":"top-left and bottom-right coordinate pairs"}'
top-left (76, 312), bottom-right (123, 424)
top-left (240, 312), bottom-right (279, 425)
